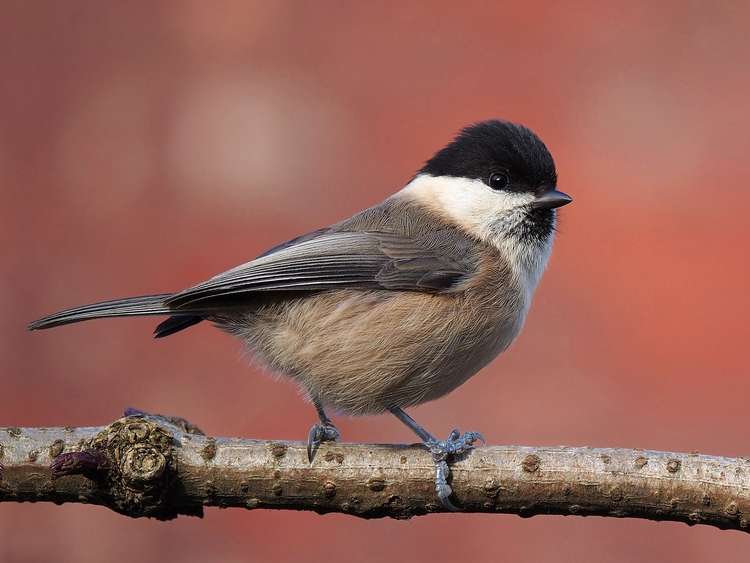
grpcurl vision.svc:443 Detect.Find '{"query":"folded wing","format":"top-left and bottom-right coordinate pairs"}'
top-left (165, 230), bottom-right (476, 309)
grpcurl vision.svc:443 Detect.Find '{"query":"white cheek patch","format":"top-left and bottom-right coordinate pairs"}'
top-left (396, 174), bottom-right (554, 297)
top-left (396, 174), bottom-right (535, 244)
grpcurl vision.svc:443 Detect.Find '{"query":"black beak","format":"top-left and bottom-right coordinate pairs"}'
top-left (533, 189), bottom-right (572, 210)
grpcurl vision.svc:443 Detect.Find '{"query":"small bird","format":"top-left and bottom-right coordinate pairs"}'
top-left (30, 119), bottom-right (571, 509)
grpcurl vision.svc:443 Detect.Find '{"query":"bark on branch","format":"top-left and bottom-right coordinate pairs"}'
top-left (1, 412), bottom-right (749, 533)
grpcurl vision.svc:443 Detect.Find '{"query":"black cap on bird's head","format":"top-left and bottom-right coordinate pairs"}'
top-left (420, 120), bottom-right (571, 210)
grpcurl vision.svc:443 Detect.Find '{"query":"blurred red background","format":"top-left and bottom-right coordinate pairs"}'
top-left (2, 1), bottom-right (749, 561)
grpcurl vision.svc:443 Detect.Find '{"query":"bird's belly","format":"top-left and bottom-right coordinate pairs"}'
top-left (226, 288), bottom-right (525, 415)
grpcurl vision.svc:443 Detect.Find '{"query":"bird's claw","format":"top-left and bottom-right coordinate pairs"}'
top-left (307, 422), bottom-right (340, 462)
top-left (426, 429), bottom-right (483, 511)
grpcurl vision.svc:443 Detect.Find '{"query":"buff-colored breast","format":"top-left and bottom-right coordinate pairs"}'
top-left (221, 254), bottom-right (526, 415)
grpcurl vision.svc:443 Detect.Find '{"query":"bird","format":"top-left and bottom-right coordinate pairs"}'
top-left (29, 119), bottom-right (571, 510)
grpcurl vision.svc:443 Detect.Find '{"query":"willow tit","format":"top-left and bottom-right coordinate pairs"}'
top-left (30, 119), bottom-right (571, 509)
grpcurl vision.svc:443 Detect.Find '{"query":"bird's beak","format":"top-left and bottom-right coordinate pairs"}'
top-left (533, 189), bottom-right (572, 210)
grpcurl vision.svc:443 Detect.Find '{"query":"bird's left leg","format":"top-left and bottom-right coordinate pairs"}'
top-left (389, 407), bottom-right (484, 511)
top-left (307, 398), bottom-right (340, 462)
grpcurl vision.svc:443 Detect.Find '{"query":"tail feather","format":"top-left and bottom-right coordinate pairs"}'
top-left (153, 315), bottom-right (203, 338)
top-left (29, 294), bottom-right (177, 330)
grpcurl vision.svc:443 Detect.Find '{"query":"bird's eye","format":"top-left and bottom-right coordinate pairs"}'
top-left (487, 172), bottom-right (510, 190)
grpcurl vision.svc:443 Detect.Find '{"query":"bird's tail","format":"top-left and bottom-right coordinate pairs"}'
top-left (28, 294), bottom-right (179, 331)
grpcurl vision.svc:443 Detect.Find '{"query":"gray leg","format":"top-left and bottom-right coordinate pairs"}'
top-left (307, 398), bottom-right (340, 462)
top-left (389, 407), bottom-right (484, 511)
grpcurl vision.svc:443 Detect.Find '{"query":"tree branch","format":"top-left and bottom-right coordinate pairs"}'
top-left (1, 413), bottom-right (749, 532)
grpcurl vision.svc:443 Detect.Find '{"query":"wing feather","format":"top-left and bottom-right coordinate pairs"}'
top-left (165, 230), bottom-right (477, 309)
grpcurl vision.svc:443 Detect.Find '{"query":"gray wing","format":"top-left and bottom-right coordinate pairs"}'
top-left (165, 230), bottom-right (477, 309)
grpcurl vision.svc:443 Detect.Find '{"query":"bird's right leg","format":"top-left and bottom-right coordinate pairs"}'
top-left (307, 398), bottom-right (340, 462)
top-left (389, 406), bottom-right (483, 511)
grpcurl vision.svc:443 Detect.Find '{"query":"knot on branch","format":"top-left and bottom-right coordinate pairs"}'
top-left (91, 416), bottom-right (177, 519)
top-left (51, 415), bottom-right (193, 519)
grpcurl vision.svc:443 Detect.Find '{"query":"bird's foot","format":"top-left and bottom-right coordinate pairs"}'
top-left (307, 421), bottom-right (340, 462)
top-left (426, 429), bottom-right (484, 511)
